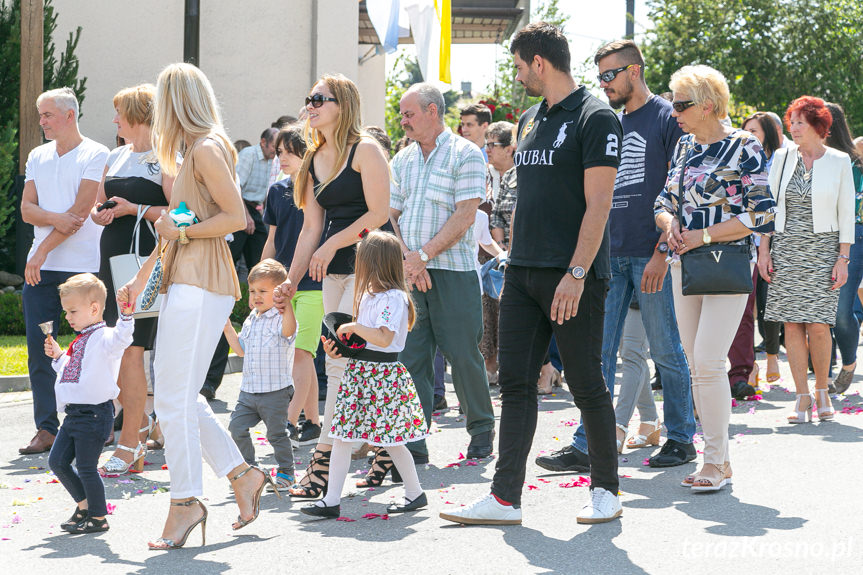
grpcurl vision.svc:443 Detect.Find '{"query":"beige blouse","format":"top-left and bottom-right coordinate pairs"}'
top-left (159, 136), bottom-right (241, 300)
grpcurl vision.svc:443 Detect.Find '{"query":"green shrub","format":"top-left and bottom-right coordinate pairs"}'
top-left (230, 282), bottom-right (250, 326)
top-left (0, 291), bottom-right (73, 335)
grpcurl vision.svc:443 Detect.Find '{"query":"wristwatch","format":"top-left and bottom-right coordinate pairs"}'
top-left (178, 227), bottom-right (189, 245)
top-left (656, 241), bottom-right (669, 254)
top-left (702, 227), bottom-right (712, 246)
top-left (418, 248), bottom-right (429, 263)
top-left (567, 265), bottom-right (586, 280)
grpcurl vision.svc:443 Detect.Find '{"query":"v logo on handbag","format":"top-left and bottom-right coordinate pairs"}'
top-left (711, 251), bottom-right (722, 263)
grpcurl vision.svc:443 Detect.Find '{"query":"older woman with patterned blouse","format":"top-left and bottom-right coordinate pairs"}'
top-left (654, 65), bottom-right (775, 493)
top-left (759, 97), bottom-right (855, 421)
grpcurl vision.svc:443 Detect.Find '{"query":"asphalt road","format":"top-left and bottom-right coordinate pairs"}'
top-left (1, 343), bottom-right (861, 574)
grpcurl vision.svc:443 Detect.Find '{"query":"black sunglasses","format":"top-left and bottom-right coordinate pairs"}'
top-left (597, 64), bottom-right (637, 83)
top-left (672, 100), bottom-right (697, 113)
top-left (305, 94), bottom-right (337, 108)
top-left (485, 141), bottom-right (506, 150)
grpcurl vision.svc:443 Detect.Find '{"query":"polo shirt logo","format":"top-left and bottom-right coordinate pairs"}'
top-left (521, 118), bottom-right (535, 140)
top-left (553, 121), bottom-right (573, 148)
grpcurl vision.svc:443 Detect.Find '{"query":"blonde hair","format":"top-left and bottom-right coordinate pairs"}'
top-left (152, 63), bottom-right (237, 177)
top-left (294, 74), bottom-right (363, 209)
top-left (36, 87), bottom-right (79, 120)
top-left (669, 65), bottom-right (730, 119)
top-left (352, 231), bottom-right (416, 330)
top-left (113, 84), bottom-right (156, 127)
top-left (58, 273), bottom-right (107, 307)
top-left (247, 258), bottom-right (288, 286)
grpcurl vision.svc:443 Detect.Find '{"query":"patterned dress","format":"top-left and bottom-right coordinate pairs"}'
top-left (329, 290), bottom-right (429, 446)
top-left (765, 158), bottom-right (840, 324)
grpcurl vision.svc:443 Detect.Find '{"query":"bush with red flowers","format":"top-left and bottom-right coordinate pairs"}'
top-left (477, 97), bottom-right (522, 123)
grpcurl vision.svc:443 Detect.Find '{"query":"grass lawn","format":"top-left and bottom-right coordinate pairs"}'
top-left (0, 335), bottom-right (76, 376)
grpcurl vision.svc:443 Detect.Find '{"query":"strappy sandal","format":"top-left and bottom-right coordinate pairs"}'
top-left (615, 424), bottom-right (628, 454)
top-left (626, 419), bottom-right (661, 449)
top-left (148, 499), bottom-right (207, 550)
top-left (60, 507), bottom-right (88, 532)
top-left (289, 447), bottom-right (331, 499)
top-left (815, 388), bottom-right (835, 420)
top-left (231, 466), bottom-right (280, 530)
top-left (67, 515), bottom-right (110, 534)
top-left (787, 394), bottom-right (813, 424)
top-left (99, 442), bottom-right (146, 476)
top-left (356, 448), bottom-right (402, 488)
top-left (147, 418), bottom-right (165, 450)
top-left (691, 462), bottom-right (732, 492)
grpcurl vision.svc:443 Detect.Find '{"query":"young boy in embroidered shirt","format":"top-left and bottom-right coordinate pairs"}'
top-left (44, 273), bottom-right (134, 534)
top-left (224, 259), bottom-right (298, 491)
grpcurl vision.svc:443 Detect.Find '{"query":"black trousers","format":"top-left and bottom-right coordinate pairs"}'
top-left (755, 274), bottom-right (782, 355)
top-left (229, 202), bottom-right (267, 269)
top-left (491, 266), bottom-right (618, 505)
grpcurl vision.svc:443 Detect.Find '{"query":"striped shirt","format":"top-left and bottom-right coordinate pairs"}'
top-left (390, 130), bottom-right (487, 272)
top-left (238, 307), bottom-right (295, 394)
top-left (236, 144), bottom-right (270, 203)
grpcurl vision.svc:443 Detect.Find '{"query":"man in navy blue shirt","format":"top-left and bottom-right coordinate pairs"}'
top-left (536, 40), bottom-right (697, 473)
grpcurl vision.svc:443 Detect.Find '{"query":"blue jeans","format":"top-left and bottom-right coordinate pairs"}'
top-left (48, 401), bottom-right (114, 517)
top-left (572, 256), bottom-right (695, 453)
top-left (23, 270), bottom-right (77, 435)
top-left (834, 223), bottom-right (863, 366)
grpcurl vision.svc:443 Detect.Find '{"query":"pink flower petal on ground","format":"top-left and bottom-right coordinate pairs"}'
top-left (731, 399), bottom-right (739, 407)
top-left (445, 463), bottom-right (461, 468)
top-left (336, 516), bottom-right (356, 522)
top-left (11, 516), bottom-right (20, 524)
top-left (47, 479), bottom-right (59, 484)
top-left (381, 514), bottom-right (389, 520)
top-left (361, 513), bottom-right (381, 519)
top-left (444, 501), bottom-right (454, 504)
top-left (106, 503), bottom-right (116, 515)
top-left (527, 485), bottom-right (538, 490)
top-left (458, 452), bottom-right (465, 460)
top-left (465, 460), bottom-right (478, 466)
top-left (619, 475), bottom-right (632, 478)
top-left (161, 464), bottom-right (168, 470)
top-left (642, 458), bottom-right (650, 466)
top-left (537, 478), bottom-right (551, 483)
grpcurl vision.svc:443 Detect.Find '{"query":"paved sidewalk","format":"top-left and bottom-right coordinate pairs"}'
top-left (1, 345), bottom-right (861, 574)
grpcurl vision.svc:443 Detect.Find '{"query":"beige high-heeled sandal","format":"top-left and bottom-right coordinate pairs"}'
top-left (691, 462), bottom-right (732, 492)
top-left (148, 499), bottom-right (207, 550)
top-left (814, 388), bottom-right (835, 420)
top-left (787, 394), bottom-right (813, 424)
top-left (626, 419), bottom-right (661, 449)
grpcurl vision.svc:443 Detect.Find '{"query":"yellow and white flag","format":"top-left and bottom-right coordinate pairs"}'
top-left (402, 0), bottom-right (451, 89)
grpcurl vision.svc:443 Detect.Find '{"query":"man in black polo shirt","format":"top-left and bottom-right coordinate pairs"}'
top-left (440, 22), bottom-right (623, 526)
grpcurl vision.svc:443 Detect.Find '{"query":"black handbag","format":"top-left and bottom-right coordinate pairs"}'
top-left (676, 144), bottom-right (753, 296)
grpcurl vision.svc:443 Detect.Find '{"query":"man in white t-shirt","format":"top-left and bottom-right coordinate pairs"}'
top-left (18, 87), bottom-right (109, 455)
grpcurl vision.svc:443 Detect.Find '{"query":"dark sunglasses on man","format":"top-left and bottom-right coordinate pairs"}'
top-left (305, 94), bottom-right (337, 108)
top-left (672, 100), bottom-right (697, 113)
top-left (597, 64), bottom-right (638, 84)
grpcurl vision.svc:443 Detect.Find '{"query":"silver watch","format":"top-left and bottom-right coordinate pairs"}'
top-left (418, 248), bottom-right (429, 263)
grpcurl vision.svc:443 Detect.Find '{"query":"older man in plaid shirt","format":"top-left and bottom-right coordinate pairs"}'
top-left (390, 83), bottom-right (496, 462)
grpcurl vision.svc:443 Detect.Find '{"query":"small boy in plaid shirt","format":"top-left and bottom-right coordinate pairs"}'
top-left (224, 259), bottom-right (297, 490)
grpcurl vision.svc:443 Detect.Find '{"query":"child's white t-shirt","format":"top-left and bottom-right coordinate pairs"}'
top-left (24, 138), bottom-right (109, 272)
top-left (473, 209), bottom-right (493, 291)
top-left (358, 289), bottom-right (409, 353)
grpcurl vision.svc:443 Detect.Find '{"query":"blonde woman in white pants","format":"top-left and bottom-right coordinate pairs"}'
top-left (654, 65), bottom-right (775, 492)
top-left (120, 63), bottom-right (277, 550)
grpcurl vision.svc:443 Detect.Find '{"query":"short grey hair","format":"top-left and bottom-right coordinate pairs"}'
top-left (486, 121), bottom-right (516, 147)
top-left (36, 87), bottom-right (79, 121)
top-left (407, 83), bottom-right (445, 121)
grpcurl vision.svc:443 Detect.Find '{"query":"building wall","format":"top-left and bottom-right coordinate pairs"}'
top-left (51, 1), bottom-right (384, 149)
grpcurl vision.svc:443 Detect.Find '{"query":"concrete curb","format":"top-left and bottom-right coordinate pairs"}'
top-left (0, 355), bottom-right (244, 394)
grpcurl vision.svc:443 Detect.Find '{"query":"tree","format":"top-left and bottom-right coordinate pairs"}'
top-left (0, 0), bottom-right (86, 272)
top-left (642, 0), bottom-right (863, 133)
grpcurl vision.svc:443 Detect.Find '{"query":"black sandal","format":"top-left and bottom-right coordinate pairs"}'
top-left (357, 448), bottom-right (402, 488)
top-left (289, 447), bottom-right (331, 499)
top-left (60, 507), bottom-right (88, 532)
top-left (67, 516), bottom-right (109, 534)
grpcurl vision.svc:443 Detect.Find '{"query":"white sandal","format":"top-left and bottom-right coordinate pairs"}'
top-left (100, 442), bottom-right (146, 476)
top-left (625, 419), bottom-right (661, 449)
top-left (615, 424), bottom-right (628, 454)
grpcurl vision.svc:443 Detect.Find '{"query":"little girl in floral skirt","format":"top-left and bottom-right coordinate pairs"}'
top-left (301, 230), bottom-right (429, 518)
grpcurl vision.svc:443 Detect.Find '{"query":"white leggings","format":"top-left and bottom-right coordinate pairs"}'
top-left (671, 266), bottom-right (750, 465)
top-left (319, 274), bottom-right (355, 444)
top-left (154, 284), bottom-right (244, 498)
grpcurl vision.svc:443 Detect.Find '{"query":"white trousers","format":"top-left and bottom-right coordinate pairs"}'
top-left (319, 274), bottom-right (355, 444)
top-left (671, 266), bottom-right (750, 465)
top-left (154, 284), bottom-right (244, 498)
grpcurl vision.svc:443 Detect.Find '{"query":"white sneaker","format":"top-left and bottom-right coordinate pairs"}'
top-left (439, 493), bottom-right (522, 525)
top-left (576, 487), bottom-right (622, 524)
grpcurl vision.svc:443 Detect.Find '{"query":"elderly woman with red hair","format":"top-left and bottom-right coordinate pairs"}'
top-left (759, 96), bottom-right (855, 424)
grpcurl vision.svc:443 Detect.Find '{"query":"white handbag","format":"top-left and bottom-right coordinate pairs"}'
top-left (109, 204), bottom-right (162, 318)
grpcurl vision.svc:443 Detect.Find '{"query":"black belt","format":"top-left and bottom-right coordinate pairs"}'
top-left (353, 349), bottom-right (399, 362)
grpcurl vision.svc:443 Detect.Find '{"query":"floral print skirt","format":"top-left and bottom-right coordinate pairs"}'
top-left (328, 359), bottom-right (429, 446)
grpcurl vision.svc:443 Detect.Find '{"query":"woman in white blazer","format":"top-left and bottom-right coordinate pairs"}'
top-left (758, 96), bottom-right (854, 425)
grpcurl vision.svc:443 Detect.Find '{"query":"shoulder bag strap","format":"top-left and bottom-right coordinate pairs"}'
top-left (676, 142), bottom-right (691, 232)
top-left (129, 204), bottom-right (153, 261)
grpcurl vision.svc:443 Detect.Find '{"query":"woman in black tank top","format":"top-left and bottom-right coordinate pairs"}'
top-left (278, 74), bottom-right (391, 499)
